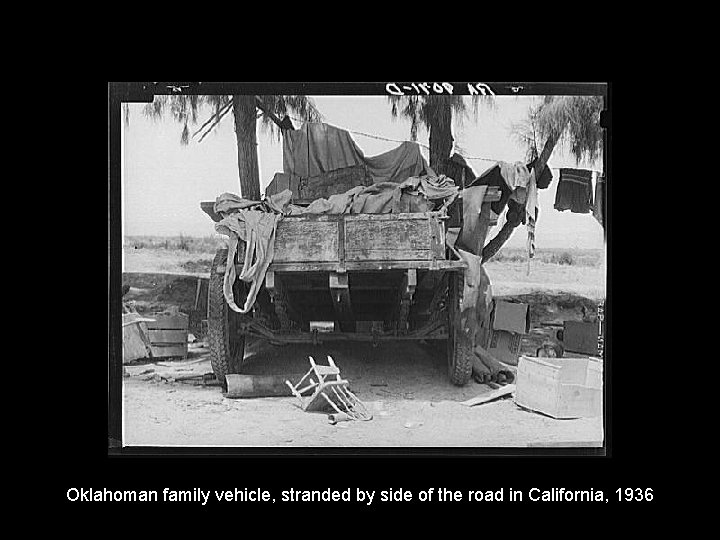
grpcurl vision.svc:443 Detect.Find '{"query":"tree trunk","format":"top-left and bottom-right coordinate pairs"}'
top-left (428, 98), bottom-right (453, 173)
top-left (481, 130), bottom-right (562, 263)
top-left (232, 95), bottom-right (261, 200)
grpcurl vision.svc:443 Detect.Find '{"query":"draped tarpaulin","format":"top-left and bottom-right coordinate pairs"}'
top-left (283, 123), bottom-right (427, 185)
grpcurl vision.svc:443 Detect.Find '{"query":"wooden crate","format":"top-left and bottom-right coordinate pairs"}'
top-left (514, 356), bottom-right (602, 419)
top-left (122, 313), bottom-right (151, 363)
top-left (563, 320), bottom-right (601, 355)
top-left (146, 313), bottom-right (189, 359)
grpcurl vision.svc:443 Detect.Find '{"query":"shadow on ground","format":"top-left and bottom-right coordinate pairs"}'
top-left (237, 338), bottom-right (484, 404)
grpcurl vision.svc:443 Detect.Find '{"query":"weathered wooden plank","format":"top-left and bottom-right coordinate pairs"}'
top-left (265, 260), bottom-right (467, 272)
top-left (345, 249), bottom-right (431, 261)
top-left (145, 314), bottom-right (188, 330)
top-left (344, 212), bottom-right (443, 221)
top-left (345, 219), bottom-right (435, 262)
top-left (346, 220), bottom-right (431, 251)
top-left (281, 214), bottom-right (342, 222)
top-left (274, 220), bottom-right (339, 262)
top-left (149, 344), bottom-right (187, 358)
top-left (460, 384), bottom-right (515, 407)
top-left (123, 323), bottom-right (150, 363)
top-left (147, 329), bottom-right (187, 343)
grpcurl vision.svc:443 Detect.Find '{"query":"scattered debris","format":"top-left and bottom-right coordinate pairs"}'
top-left (328, 412), bottom-right (351, 424)
top-left (173, 373), bottom-right (203, 382)
top-left (144, 373), bottom-right (172, 383)
top-left (286, 356), bottom-right (372, 421)
top-left (536, 340), bottom-right (564, 357)
top-left (461, 384), bottom-right (516, 407)
top-left (473, 345), bottom-right (516, 383)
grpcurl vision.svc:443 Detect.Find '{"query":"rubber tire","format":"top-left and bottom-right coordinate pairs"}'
top-left (207, 248), bottom-right (246, 390)
top-left (446, 272), bottom-right (473, 386)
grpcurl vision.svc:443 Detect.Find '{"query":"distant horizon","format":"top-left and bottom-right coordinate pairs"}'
top-left (121, 232), bottom-right (605, 252)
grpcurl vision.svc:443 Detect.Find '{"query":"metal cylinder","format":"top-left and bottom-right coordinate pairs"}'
top-left (224, 374), bottom-right (304, 399)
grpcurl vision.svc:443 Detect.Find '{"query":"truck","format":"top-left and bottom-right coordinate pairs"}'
top-left (200, 164), bottom-right (500, 390)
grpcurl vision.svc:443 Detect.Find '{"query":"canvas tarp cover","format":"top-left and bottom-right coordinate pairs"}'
top-left (283, 122), bottom-right (427, 184)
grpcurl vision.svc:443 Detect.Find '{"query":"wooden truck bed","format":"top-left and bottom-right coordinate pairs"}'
top-left (202, 187), bottom-right (502, 357)
top-left (270, 212), bottom-right (464, 273)
top-left (199, 203), bottom-right (469, 273)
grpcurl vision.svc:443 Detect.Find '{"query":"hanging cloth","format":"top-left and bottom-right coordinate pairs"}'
top-left (593, 173), bottom-right (605, 226)
top-left (283, 122), bottom-right (427, 184)
top-left (555, 168), bottom-right (593, 213)
top-left (498, 161), bottom-right (539, 260)
top-left (214, 210), bottom-right (283, 314)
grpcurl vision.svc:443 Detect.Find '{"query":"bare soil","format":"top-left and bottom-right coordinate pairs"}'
top-left (121, 243), bottom-right (605, 448)
top-left (123, 339), bottom-right (603, 447)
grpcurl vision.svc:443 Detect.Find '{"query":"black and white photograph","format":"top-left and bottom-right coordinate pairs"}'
top-left (114, 82), bottom-right (608, 449)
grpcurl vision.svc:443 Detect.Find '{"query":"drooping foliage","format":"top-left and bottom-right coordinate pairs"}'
top-left (512, 96), bottom-right (604, 165)
top-left (139, 94), bottom-right (323, 145)
top-left (387, 95), bottom-right (488, 140)
top-left (129, 94), bottom-right (322, 198)
top-left (387, 95), bottom-right (493, 169)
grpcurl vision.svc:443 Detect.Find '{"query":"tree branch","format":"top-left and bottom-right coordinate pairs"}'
top-left (192, 99), bottom-right (233, 139)
top-left (196, 100), bottom-right (234, 143)
top-left (480, 127), bottom-right (564, 263)
top-left (481, 218), bottom-right (520, 263)
top-left (254, 96), bottom-right (294, 130)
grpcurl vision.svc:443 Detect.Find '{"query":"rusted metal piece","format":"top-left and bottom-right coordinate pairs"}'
top-left (224, 374), bottom-right (302, 398)
top-left (397, 269), bottom-right (417, 335)
top-left (265, 271), bottom-right (295, 331)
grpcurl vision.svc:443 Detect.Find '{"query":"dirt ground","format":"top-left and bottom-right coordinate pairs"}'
top-left (121, 243), bottom-right (605, 448)
top-left (123, 339), bottom-right (603, 447)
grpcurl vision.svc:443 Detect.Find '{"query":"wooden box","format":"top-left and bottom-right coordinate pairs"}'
top-left (514, 356), bottom-right (602, 419)
top-left (563, 320), bottom-right (600, 355)
top-left (146, 312), bottom-right (189, 359)
top-left (122, 313), bottom-right (151, 363)
top-left (481, 300), bottom-right (530, 366)
top-left (486, 329), bottom-right (523, 366)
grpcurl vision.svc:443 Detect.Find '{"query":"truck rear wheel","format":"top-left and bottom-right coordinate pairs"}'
top-left (208, 248), bottom-right (247, 390)
top-left (447, 272), bottom-right (473, 386)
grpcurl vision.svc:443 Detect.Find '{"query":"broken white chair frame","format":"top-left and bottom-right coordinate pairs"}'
top-left (285, 356), bottom-right (372, 421)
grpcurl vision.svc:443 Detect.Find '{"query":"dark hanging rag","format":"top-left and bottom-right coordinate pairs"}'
top-left (526, 158), bottom-right (553, 189)
top-left (593, 174), bottom-right (605, 226)
top-left (555, 168), bottom-right (593, 213)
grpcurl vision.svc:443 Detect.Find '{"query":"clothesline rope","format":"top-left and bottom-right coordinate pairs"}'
top-left (285, 116), bottom-right (601, 173)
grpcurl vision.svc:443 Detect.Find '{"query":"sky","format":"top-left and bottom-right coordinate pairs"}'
top-left (122, 95), bottom-right (604, 249)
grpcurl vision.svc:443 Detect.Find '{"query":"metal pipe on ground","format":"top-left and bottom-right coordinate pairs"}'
top-left (224, 374), bottom-right (305, 399)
